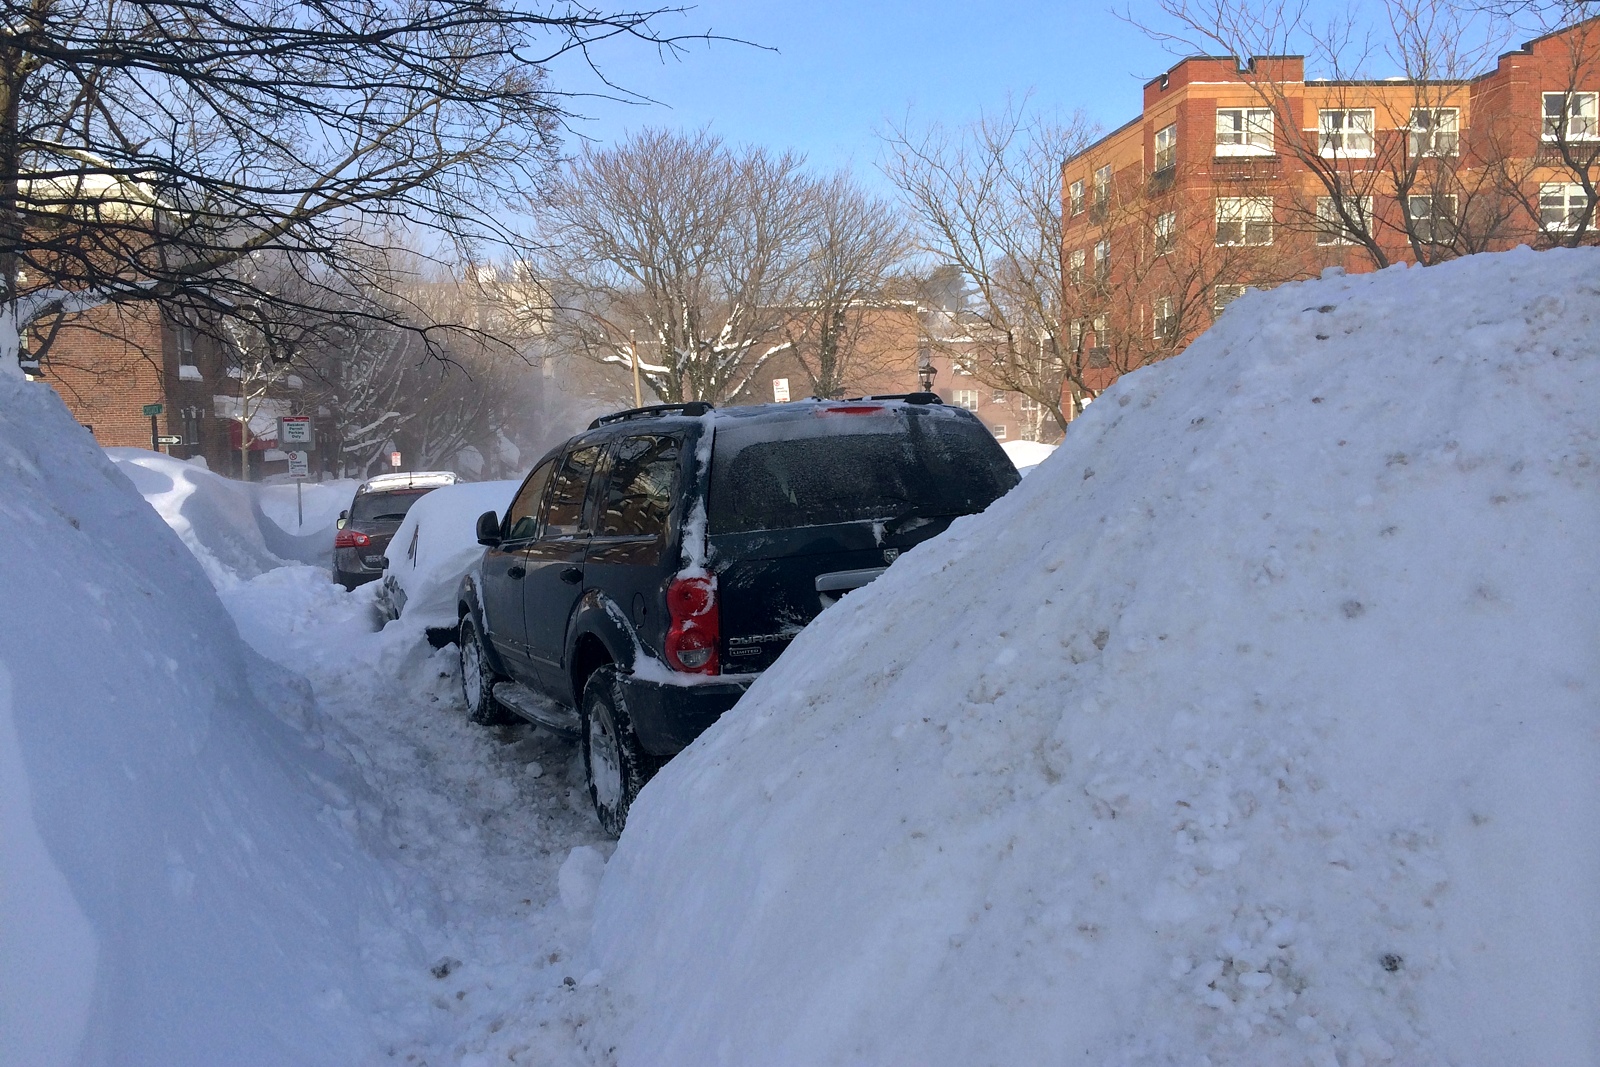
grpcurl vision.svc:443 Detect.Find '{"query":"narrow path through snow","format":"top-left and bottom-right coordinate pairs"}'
top-left (219, 565), bottom-right (620, 1065)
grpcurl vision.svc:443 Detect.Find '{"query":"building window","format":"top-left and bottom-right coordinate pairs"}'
top-left (1020, 396), bottom-right (1040, 413)
top-left (180, 405), bottom-right (203, 446)
top-left (1089, 315), bottom-right (1109, 367)
top-left (1319, 109), bottom-right (1375, 157)
top-left (1215, 108), bottom-right (1274, 155)
top-left (1154, 210), bottom-right (1176, 256)
top-left (1069, 180), bottom-right (1085, 215)
top-left (1068, 319), bottom-right (1084, 353)
top-left (1213, 284), bottom-right (1251, 317)
top-left (1406, 194), bottom-right (1458, 244)
top-left (1093, 238), bottom-right (1111, 282)
top-left (952, 388), bottom-right (979, 410)
top-left (1094, 164), bottom-right (1112, 204)
top-left (1216, 197), bottom-right (1273, 245)
top-left (1068, 248), bottom-right (1085, 286)
top-left (1153, 123), bottom-right (1177, 173)
top-left (991, 424), bottom-right (1007, 440)
top-left (1409, 108), bottom-right (1459, 157)
top-left (1314, 195), bottom-right (1374, 245)
top-left (772, 377), bottom-right (791, 402)
top-left (176, 321), bottom-right (195, 361)
top-left (1153, 296), bottom-right (1177, 342)
top-left (990, 390), bottom-right (1007, 404)
top-left (1540, 182), bottom-right (1594, 231)
top-left (1543, 91), bottom-right (1598, 141)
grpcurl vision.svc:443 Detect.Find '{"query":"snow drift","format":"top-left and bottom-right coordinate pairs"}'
top-left (0, 380), bottom-right (394, 1065)
top-left (107, 448), bottom-right (356, 582)
top-left (595, 248), bottom-right (1600, 1065)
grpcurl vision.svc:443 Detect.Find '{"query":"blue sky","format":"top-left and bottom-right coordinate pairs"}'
top-left (546, 3), bottom-right (1189, 185)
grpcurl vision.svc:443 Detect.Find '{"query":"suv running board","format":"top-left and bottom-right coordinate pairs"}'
top-left (493, 681), bottom-right (581, 735)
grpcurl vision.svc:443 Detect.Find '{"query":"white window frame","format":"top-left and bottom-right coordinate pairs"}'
top-left (1068, 319), bottom-right (1084, 353)
top-left (1405, 193), bottom-right (1458, 244)
top-left (1212, 284), bottom-right (1250, 317)
top-left (1068, 248), bottom-right (1085, 286)
top-left (1540, 182), bottom-right (1594, 231)
top-left (1215, 196), bottom-right (1273, 246)
top-left (1093, 238), bottom-right (1111, 282)
top-left (1069, 179), bottom-right (1085, 215)
top-left (952, 388), bottom-right (980, 411)
top-left (1019, 395), bottom-right (1040, 414)
top-left (1319, 109), bottom-right (1375, 158)
top-left (1094, 164), bottom-right (1112, 204)
top-left (1153, 295), bottom-right (1177, 342)
top-left (1409, 107), bottom-right (1459, 157)
top-left (1154, 210), bottom-right (1176, 256)
top-left (990, 389), bottom-right (1007, 404)
top-left (1215, 107), bottom-right (1275, 156)
top-left (1314, 195), bottom-right (1374, 246)
top-left (1154, 123), bottom-right (1177, 172)
top-left (1543, 91), bottom-right (1599, 142)
top-left (991, 424), bottom-right (1008, 440)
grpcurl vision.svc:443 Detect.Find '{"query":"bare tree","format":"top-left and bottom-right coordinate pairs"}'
top-left (1, 0), bottom-right (703, 377)
top-left (776, 172), bottom-right (910, 400)
top-left (537, 128), bottom-right (820, 404)
top-left (882, 101), bottom-right (1098, 432)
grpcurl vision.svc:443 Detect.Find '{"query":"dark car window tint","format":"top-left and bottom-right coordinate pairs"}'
top-left (502, 459), bottom-right (556, 542)
top-left (350, 488), bottom-right (430, 523)
top-left (541, 445), bottom-right (603, 538)
top-left (598, 435), bottom-right (681, 537)
top-left (708, 413), bottom-right (1018, 534)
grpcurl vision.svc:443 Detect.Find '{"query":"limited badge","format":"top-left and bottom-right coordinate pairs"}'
top-left (883, 547), bottom-right (900, 563)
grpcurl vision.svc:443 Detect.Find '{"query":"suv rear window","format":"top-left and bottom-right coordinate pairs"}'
top-left (350, 488), bottom-right (430, 522)
top-left (707, 411), bottom-right (1018, 534)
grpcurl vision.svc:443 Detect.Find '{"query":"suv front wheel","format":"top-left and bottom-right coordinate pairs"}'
top-left (459, 616), bottom-right (513, 726)
top-left (582, 666), bottom-right (661, 837)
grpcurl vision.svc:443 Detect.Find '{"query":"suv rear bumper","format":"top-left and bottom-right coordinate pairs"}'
top-left (621, 673), bottom-right (750, 756)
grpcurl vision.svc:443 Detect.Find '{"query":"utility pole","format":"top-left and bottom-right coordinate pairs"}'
top-left (630, 329), bottom-right (643, 408)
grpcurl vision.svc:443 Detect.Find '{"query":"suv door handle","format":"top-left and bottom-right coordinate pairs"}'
top-left (507, 565), bottom-right (526, 580)
top-left (559, 566), bottom-right (582, 585)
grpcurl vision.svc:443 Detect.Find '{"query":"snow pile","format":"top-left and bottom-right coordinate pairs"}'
top-left (595, 248), bottom-right (1600, 1065)
top-left (1001, 438), bottom-right (1057, 474)
top-left (106, 448), bottom-right (356, 582)
top-left (380, 479), bottom-right (519, 628)
top-left (0, 379), bottom-right (396, 1065)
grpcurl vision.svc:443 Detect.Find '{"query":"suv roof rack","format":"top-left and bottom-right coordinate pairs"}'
top-left (589, 401), bottom-right (715, 429)
top-left (834, 392), bottom-right (944, 405)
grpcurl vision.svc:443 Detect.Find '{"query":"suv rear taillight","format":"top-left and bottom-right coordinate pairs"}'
top-left (665, 575), bottom-right (719, 674)
top-left (335, 529), bottom-right (371, 548)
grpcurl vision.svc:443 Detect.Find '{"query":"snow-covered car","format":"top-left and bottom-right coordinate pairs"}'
top-left (374, 479), bottom-right (520, 642)
top-left (333, 471), bottom-right (458, 589)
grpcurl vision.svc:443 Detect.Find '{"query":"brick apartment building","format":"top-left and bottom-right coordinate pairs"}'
top-left (1061, 18), bottom-right (1600, 398)
top-left (725, 302), bottom-right (1060, 443)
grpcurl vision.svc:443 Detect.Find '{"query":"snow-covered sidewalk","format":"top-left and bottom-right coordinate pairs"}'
top-left (219, 566), bottom-right (619, 1065)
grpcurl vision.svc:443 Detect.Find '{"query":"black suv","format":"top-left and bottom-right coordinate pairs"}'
top-left (333, 471), bottom-right (457, 590)
top-left (455, 396), bottom-right (1019, 834)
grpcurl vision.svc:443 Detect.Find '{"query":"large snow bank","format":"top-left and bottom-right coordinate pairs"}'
top-left (1, 380), bottom-right (395, 1065)
top-left (107, 448), bottom-right (355, 581)
top-left (595, 248), bottom-right (1600, 1065)
top-left (379, 479), bottom-right (519, 628)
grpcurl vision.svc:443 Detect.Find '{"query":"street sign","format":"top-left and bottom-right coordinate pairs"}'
top-left (287, 450), bottom-right (310, 479)
top-left (389, 451), bottom-right (402, 468)
top-left (155, 435), bottom-right (183, 445)
top-left (142, 402), bottom-right (164, 416)
top-left (278, 415), bottom-right (314, 447)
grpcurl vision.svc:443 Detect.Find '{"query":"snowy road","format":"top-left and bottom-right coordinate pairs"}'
top-left (219, 565), bottom-right (620, 1065)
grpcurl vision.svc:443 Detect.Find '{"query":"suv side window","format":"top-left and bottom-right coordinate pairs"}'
top-left (597, 434), bottom-right (681, 537)
top-left (539, 444), bottom-right (603, 539)
top-left (503, 458), bottom-right (556, 542)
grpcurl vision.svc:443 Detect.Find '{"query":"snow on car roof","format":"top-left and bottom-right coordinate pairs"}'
top-left (357, 471), bottom-right (458, 493)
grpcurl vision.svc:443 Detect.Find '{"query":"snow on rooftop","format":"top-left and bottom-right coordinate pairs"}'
top-left (594, 247), bottom-right (1600, 1065)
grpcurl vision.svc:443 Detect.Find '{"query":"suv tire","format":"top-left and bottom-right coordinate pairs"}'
top-left (459, 616), bottom-right (514, 726)
top-left (581, 666), bottom-right (661, 837)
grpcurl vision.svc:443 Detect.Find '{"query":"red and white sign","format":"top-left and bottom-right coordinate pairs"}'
top-left (389, 451), bottom-right (402, 468)
top-left (277, 415), bottom-right (313, 446)
top-left (287, 451), bottom-right (310, 479)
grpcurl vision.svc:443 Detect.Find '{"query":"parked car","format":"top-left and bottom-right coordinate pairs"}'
top-left (455, 396), bottom-right (1020, 835)
top-left (373, 479), bottom-right (521, 645)
top-left (332, 471), bottom-right (457, 590)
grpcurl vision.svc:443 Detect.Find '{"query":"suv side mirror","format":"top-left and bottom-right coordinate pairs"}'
top-left (476, 510), bottom-right (502, 547)
top-left (336, 510), bottom-right (348, 530)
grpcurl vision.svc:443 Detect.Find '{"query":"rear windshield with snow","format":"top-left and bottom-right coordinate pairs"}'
top-left (707, 410), bottom-right (1018, 534)
top-left (350, 488), bottom-right (431, 523)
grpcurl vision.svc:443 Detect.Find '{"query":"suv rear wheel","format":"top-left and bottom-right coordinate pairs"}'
top-left (459, 616), bottom-right (513, 726)
top-left (581, 666), bottom-right (661, 837)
